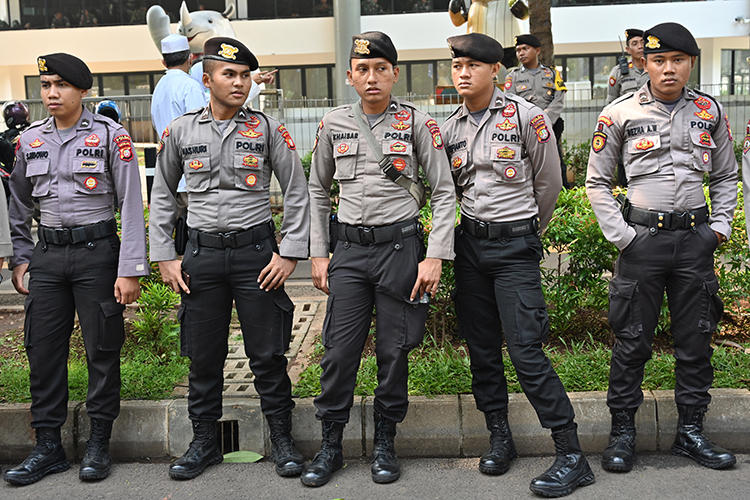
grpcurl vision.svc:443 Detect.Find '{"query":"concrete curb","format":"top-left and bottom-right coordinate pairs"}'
top-left (1, 389), bottom-right (748, 462)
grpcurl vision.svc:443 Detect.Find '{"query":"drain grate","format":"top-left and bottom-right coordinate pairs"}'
top-left (217, 420), bottom-right (240, 454)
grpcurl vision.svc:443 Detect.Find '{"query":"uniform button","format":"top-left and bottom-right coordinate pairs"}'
top-left (192, 249), bottom-right (199, 256)
top-left (657, 223), bottom-right (663, 228)
top-left (86, 241), bottom-right (95, 249)
top-left (691, 222), bottom-right (695, 227)
top-left (255, 244), bottom-right (262, 251)
top-left (691, 214), bottom-right (695, 219)
top-left (394, 243), bottom-right (402, 250)
top-left (658, 215), bottom-right (664, 221)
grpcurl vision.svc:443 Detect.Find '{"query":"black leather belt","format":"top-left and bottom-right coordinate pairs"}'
top-left (39, 219), bottom-right (117, 245)
top-left (623, 204), bottom-right (709, 230)
top-left (189, 220), bottom-right (275, 249)
top-left (461, 215), bottom-right (539, 239)
top-left (337, 219), bottom-right (420, 245)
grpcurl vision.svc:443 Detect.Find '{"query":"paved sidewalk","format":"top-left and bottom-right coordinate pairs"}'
top-left (1, 454), bottom-right (748, 500)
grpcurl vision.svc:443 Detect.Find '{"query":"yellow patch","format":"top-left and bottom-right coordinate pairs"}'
top-left (496, 147), bottom-right (515, 160)
top-left (37, 58), bottom-right (47, 72)
top-left (496, 119), bottom-right (516, 131)
top-left (354, 39), bottom-right (370, 55)
top-left (645, 35), bottom-right (660, 49)
top-left (694, 109), bottom-right (714, 121)
top-left (218, 43), bottom-right (239, 60)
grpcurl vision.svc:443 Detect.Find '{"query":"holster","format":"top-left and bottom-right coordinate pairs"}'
top-left (328, 214), bottom-right (339, 254)
top-left (174, 216), bottom-right (189, 255)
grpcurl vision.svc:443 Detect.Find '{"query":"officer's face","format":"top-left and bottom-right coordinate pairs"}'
top-left (626, 37), bottom-right (644, 60)
top-left (347, 58), bottom-right (399, 108)
top-left (203, 62), bottom-right (252, 108)
top-left (40, 75), bottom-right (87, 118)
top-left (643, 51), bottom-right (695, 99)
top-left (516, 44), bottom-right (540, 67)
top-left (451, 57), bottom-right (500, 99)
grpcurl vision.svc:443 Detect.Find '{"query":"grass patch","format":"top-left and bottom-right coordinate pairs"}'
top-left (293, 338), bottom-right (750, 397)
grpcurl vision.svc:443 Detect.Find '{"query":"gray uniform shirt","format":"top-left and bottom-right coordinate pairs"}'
top-left (504, 65), bottom-right (566, 123)
top-left (586, 84), bottom-right (738, 250)
top-left (441, 87), bottom-right (562, 231)
top-left (743, 119), bottom-right (750, 245)
top-left (605, 61), bottom-right (649, 105)
top-left (149, 106), bottom-right (310, 262)
top-left (0, 186), bottom-right (12, 257)
top-left (9, 108), bottom-right (148, 276)
top-left (308, 97), bottom-right (456, 260)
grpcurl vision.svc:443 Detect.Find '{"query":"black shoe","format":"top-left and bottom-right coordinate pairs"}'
top-left (671, 405), bottom-right (736, 470)
top-left (602, 408), bottom-right (637, 473)
top-left (371, 411), bottom-right (400, 484)
top-left (479, 410), bottom-right (517, 476)
top-left (267, 412), bottom-right (304, 477)
top-left (300, 420), bottom-right (344, 487)
top-left (3, 428), bottom-right (70, 486)
top-left (169, 421), bottom-right (223, 480)
top-left (529, 423), bottom-right (595, 498)
top-left (79, 418), bottom-right (113, 481)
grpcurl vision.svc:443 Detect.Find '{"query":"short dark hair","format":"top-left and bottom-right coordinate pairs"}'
top-left (202, 58), bottom-right (219, 77)
top-left (163, 50), bottom-right (191, 68)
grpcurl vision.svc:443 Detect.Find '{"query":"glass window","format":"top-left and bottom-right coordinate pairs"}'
top-left (279, 68), bottom-right (303, 100)
top-left (128, 73), bottom-right (151, 95)
top-left (305, 67), bottom-right (329, 100)
top-left (101, 75), bottom-right (125, 96)
top-left (565, 57), bottom-right (588, 83)
top-left (392, 67), bottom-right (408, 97)
top-left (25, 76), bottom-right (41, 100)
top-left (592, 55), bottom-right (616, 100)
top-left (720, 49), bottom-right (732, 95)
top-left (410, 62), bottom-right (435, 97)
top-left (733, 50), bottom-right (750, 95)
top-left (436, 60), bottom-right (452, 87)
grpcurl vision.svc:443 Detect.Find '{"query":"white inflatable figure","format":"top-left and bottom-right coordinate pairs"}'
top-left (146, 1), bottom-right (263, 102)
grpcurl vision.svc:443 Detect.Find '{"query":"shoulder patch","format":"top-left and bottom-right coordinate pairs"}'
top-left (277, 124), bottom-right (296, 150)
top-left (425, 118), bottom-right (444, 150)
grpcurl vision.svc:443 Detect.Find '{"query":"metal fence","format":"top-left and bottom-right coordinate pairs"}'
top-left (5, 84), bottom-right (749, 153)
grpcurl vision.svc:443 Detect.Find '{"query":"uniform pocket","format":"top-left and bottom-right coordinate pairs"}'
top-left (233, 152), bottom-right (265, 191)
top-left (382, 140), bottom-right (414, 179)
top-left (177, 303), bottom-right (190, 356)
top-left (514, 288), bottom-right (550, 345)
top-left (333, 141), bottom-right (359, 181)
top-left (608, 276), bottom-right (643, 339)
top-left (625, 135), bottom-right (661, 178)
top-left (698, 275), bottom-right (722, 334)
top-left (97, 299), bottom-right (126, 351)
top-left (400, 301), bottom-right (429, 350)
top-left (22, 296), bottom-right (33, 348)
top-left (491, 145), bottom-right (525, 183)
top-left (73, 157), bottom-right (113, 194)
top-left (184, 156), bottom-right (211, 192)
top-left (321, 295), bottom-right (335, 348)
top-left (25, 160), bottom-right (51, 197)
top-left (689, 129), bottom-right (716, 173)
top-left (273, 291), bottom-right (295, 354)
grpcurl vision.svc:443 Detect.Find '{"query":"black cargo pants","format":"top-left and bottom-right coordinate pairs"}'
top-left (314, 221), bottom-right (429, 424)
top-left (454, 227), bottom-right (575, 429)
top-left (179, 233), bottom-right (295, 422)
top-left (24, 233), bottom-right (124, 429)
top-left (607, 222), bottom-right (721, 410)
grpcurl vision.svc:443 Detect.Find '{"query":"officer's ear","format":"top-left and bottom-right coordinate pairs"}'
top-left (490, 62), bottom-right (501, 80)
top-left (689, 56), bottom-right (696, 69)
top-left (392, 65), bottom-right (400, 83)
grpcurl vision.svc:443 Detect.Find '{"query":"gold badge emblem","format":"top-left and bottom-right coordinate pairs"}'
top-left (37, 58), bottom-right (47, 72)
top-left (354, 39), bottom-right (371, 55)
top-left (218, 43), bottom-right (239, 60)
top-left (645, 36), bottom-right (660, 49)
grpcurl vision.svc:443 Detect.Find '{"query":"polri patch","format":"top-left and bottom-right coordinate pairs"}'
top-left (29, 138), bottom-right (44, 148)
top-left (502, 104), bottom-right (516, 117)
top-left (188, 159), bottom-right (204, 170)
top-left (451, 156), bottom-right (462, 169)
top-left (392, 158), bottom-right (406, 171)
top-left (390, 141), bottom-right (407, 153)
top-left (592, 131), bottom-right (607, 153)
top-left (80, 160), bottom-right (98, 168)
top-left (392, 120), bottom-right (410, 131)
top-left (278, 125), bottom-right (296, 150)
top-left (496, 119), bottom-right (516, 131)
top-left (634, 138), bottom-right (654, 150)
top-left (530, 114), bottom-right (550, 143)
top-left (84, 134), bottom-right (100, 147)
top-left (395, 110), bottom-right (411, 121)
top-left (336, 143), bottom-right (350, 154)
top-left (698, 132), bottom-right (711, 146)
top-left (245, 173), bottom-right (258, 186)
top-left (504, 165), bottom-right (518, 179)
top-left (425, 119), bottom-right (443, 149)
top-left (83, 176), bottom-right (98, 190)
top-left (496, 146), bottom-right (515, 160)
top-left (243, 154), bottom-right (258, 167)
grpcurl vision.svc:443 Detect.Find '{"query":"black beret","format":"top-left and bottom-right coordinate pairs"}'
top-left (350, 31), bottom-right (398, 66)
top-left (624, 28), bottom-right (644, 43)
top-left (37, 53), bottom-right (93, 90)
top-left (447, 33), bottom-right (504, 64)
top-left (514, 34), bottom-right (540, 48)
top-left (643, 22), bottom-right (699, 57)
top-left (203, 37), bottom-right (259, 70)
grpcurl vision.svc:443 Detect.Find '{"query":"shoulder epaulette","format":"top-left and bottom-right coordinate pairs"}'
top-left (607, 92), bottom-right (636, 109)
top-left (691, 88), bottom-right (722, 114)
top-left (24, 117), bottom-right (49, 132)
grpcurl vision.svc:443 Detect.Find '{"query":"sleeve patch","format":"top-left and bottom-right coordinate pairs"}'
top-left (723, 114), bottom-right (733, 142)
top-left (609, 76), bottom-right (616, 87)
top-left (113, 134), bottom-right (134, 162)
top-left (592, 131), bottom-right (608, 153)
top-left (504, 77), bottom-right (513, 91)
top-left (554, 70), bottom-right (567, 91)
top-left (530, 114), bottom-right (550, 143)
top-left (425, 119), bottom-right (444, 149)
top-left (312, 120), bottom-right (323, 153)
top-left (277, 125), bottom-right (296, 150)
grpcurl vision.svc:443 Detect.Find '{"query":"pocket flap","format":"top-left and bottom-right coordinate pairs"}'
top-left (100, 300), bottom-right (126, 318)
top-left (273, 292), bottom-right (295, 313)
top-left (689, 129), bottom-right (716, 149)
top-left (517, 289), bottom-right (546, 309)
top-left (184, 157), bottom-right (210, 173)
top-left (382, 140), bottom-right (413, 156)
top-left (609, 276), bottom-right (638, 299)
top-left (234, 153), bottom-right (265, 170)
top-left (333, 140), bottom-right (358, 158)
top-left (75, 158), bottom-right (106, 172)
top-left (450, 150), bottom-right (467, 170)
top-left (25, 160), bottom-right (49, 177)
top-left (703, 276), bottom-right (719, 296)
top-left (627, 135), bottom-right (661, 153)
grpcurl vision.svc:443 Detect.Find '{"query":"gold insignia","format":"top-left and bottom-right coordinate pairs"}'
top-left (645, 35), bottom-right (660, 49)
top-left (354, 39), bottom-right (371, 55)
top-left (514, 36), bottom-right (518, 46)
top-left (218, 43), bottom-right (239, 60)
top-left (625, 30), bottom-right (629, 39)
top-left (37, 58), bottom-right (47, 72)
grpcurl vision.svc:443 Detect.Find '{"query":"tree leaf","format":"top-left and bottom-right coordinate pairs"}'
top-left (222, 451), bottom-right (264, 463)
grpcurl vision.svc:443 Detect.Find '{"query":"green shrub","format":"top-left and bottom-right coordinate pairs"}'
top-left (562, 140), bottom-right (591, 187)
top-left (129, 281), bottom-right (181, 361)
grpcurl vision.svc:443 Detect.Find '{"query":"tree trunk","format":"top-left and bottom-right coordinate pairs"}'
top-left (529, 0), bottom-right (554, 66)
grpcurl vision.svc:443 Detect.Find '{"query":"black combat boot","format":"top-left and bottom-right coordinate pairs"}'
top-left (601, 408), bottom-right (637, 473)
top-left (267, 412), bottom-right (304, 477)
top-left (671, 405), bottom-right (736, 470)
top-left (479, 410), bottom-right (517, 475)
top-left (3, 427), bottom-right (70, 486)
top-left (300, 420), bottom-right (345, 487)
top-left (371, 411), bottom-right (400, 484)
top-left (529, 422), bottom-right (595, 498)
top-left (79, 418), bottom-right (114, 481)
top-left (168, 420), bottom-right (223, 480)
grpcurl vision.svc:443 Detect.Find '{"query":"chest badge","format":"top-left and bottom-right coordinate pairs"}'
top-left (239, 120), bottom-right (263, 139)
top-left (390, 141), bottom-right (407, 153)
top-left (395, 110), bottom-right (411, 121)
top-left (243, 154), bottom-right (258, 167)
top-left (694, 109), bottom-right (714, 121)
top-left (84, 134), bottom-right (100, 147)
top-left (634, 138), bottom-right (655, 150)
top-left (391, 120), bottom-right (410, 131)
top-left (188, 159), bottom-right (204, 170)
top-left (392, 158), bottom-right (406, 171)
top-left (496, 147), bottom-right (516, 160)
top-left (245, 173), bottom-right (258, 186)
top-left (504, 166), bottom-right (518, 179)
top-left (698, 132), bottom-right (711, 147)
top-left (83, 176), bottom-right (98, 190)
top-left (502, 104), bottom-right (516, 118)
top-left (81, 160), bottom-right (98, 169)
top-left (693, 97), bottom-right (714, 120)
top-left (336, 143), bottom-right (350, 154)
top-left (496, 119), bottom-right (516, 131)
top-left (702, 151), bottom-right (710, 164)
top-left (451, 156), bottom-right (463, 169)
top-left (29, 138), bottom-right (44, 148)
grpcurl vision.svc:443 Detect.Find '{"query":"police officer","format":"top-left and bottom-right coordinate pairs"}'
top-left (586, 22), bottom-right (737, 473)
top-left (743, 120), bottom-right (750, 243)
top-left (443, 33), bottom-right (594, 498)
top-left (149, 37), bottom-right (310, 481)
top-left (505, 34), bottom-right (569, 187)
top-left (4, 53), bottom-right (148, 485)
top-left (304, 31), bottom-right (456, 487)
top-left (606, 29), bottom-right (649, 105)
top-left (0, 101), bottom-right (31, 198)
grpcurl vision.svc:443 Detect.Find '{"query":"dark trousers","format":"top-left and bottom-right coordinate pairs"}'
top-left (24, 235), bottom-right (124, 428)
top-left (607, 223), bottom-right (721, 409)
top-left (454, 228), bottom-right (575, 429)
top-left (180, 236), bottom-right (295, 421)
top-left (314, 231), bottom-right (428, 424)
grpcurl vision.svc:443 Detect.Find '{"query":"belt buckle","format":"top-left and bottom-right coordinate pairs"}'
top-left (55, 228), bottom-right (70, 243)
top-left (219, 231), bottom-right (238, 248)
top-left (358, 226), bottom-right (374, 244)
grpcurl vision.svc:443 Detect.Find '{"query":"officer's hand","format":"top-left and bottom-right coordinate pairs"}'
top-left (311, 257), bottom-right (330, 295)
top-left (258, 253), bottom-right (296, 291)
top-left (158, 259), bottom-right (190, 294)
top-left (411, 257), bottom-right (442, 302)
top-left (714, 231), bottom-right (725, 247)
top-left (253, 69), bottom-right (278, 85)
top-left (114, 276), bottom-right (141, 305)
top-left (11, 262), bottom-right (29, 295)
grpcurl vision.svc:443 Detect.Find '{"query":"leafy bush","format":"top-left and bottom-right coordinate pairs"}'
top-left (129, 281), bottom-right (181, 361)
top-left (562, 140), bottom-right (591, 187)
